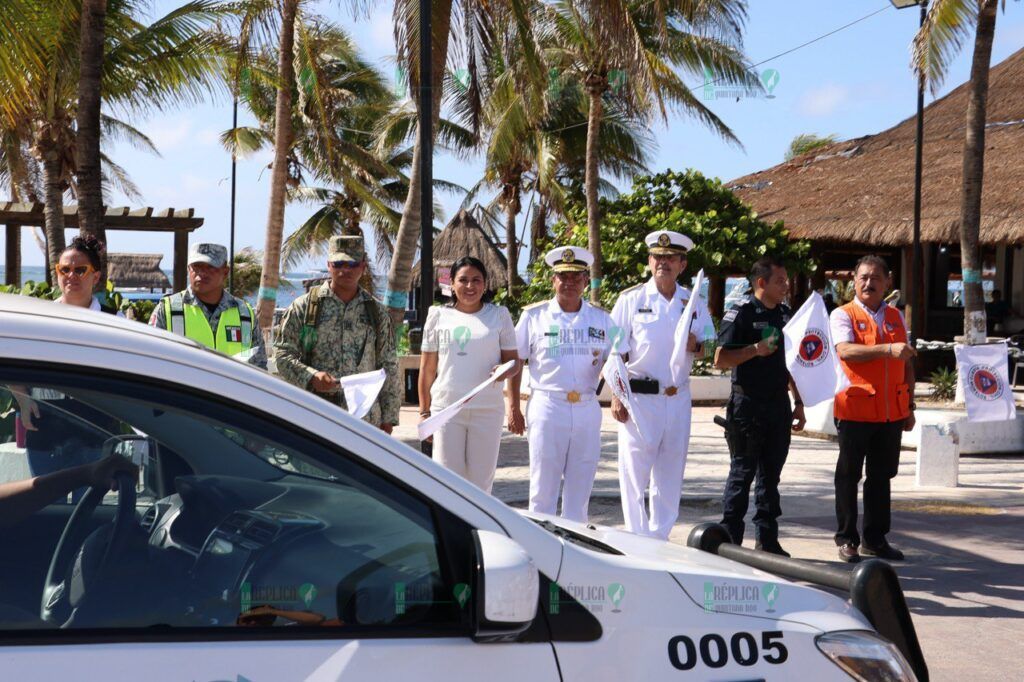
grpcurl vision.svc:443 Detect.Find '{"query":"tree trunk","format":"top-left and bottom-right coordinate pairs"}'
top-left (75, 0), bottom-right (107, 253)
top-left (530, 197), bottom-right (548, 264)
top-left (505, 188), bottom-right (519, 299)
top-left (959, 0), bottom-right (998, 344)
top-left (584, 87), bottom-right (604, 304)
top-left (255, 0), bottom-right (298, 332)
top-left (384, 0), bottom-right (454, 326)
top-left (40, 150), bottom-right (66, 272)
top-left (707, 274), bottom-right (725, 320)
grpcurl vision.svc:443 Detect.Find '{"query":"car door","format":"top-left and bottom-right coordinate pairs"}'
top-left (0, 363), bottom-right (561, 682)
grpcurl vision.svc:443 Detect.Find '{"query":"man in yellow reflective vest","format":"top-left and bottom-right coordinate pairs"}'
top-left (150, 243), bottom-right (267, 368)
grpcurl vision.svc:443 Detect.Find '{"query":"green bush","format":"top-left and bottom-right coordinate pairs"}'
top-left (929, 366), bottom-right (957, 402)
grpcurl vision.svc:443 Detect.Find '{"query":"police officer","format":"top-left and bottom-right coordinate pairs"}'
top-left (714, 256), bottom-right (806, 556)
top-left (273, 235), bottom-right (401, 434)
top-left (150, 243), bottom-right (266, 368)
top-left (510, 246), bottom-right (613, 523)
top-left (610, 230), bottom-right (714, 539)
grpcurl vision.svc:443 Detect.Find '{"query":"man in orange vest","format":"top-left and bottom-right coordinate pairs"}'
top-left (829, 255), bottom-right (916, 562)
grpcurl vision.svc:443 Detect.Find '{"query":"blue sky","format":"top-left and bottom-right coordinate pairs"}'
top-left (9, 0), bottom-right (1024, 269)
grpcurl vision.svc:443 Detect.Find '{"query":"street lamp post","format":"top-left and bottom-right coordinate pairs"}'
top-left (890, 0), bottom-right (928, 343)
top-left (417, 0), bottom-right (433, 329)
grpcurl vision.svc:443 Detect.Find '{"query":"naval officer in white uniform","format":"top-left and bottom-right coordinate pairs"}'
top-left (510, 247), bottom-right (613, 523)
top-left (609, 230), bottom-right (713, 539)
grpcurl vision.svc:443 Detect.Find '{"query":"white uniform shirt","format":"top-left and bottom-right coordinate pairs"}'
top-left (610, 278), bottom-right (714, 388)
top-left (515, 299), bottom-right (613, 394)
top-left (829, 298), bottom-right (907, 345)
top-left (422, 303), bottom-right (518, 409)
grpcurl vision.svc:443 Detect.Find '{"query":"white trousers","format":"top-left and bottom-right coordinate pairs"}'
top-left (526, 393), bottom-right (602, 523)
top-left (617, 389), bottom-right (693, 539)
top-left (435, 405), bottom-right (505, 493)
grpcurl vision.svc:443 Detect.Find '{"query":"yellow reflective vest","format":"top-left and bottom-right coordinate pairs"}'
top-left (163, 293), bottom-right (255, 356)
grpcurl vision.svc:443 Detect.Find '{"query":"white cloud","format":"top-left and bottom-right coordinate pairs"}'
top-left (797, 84), bottom-right (850, 117)
top-left (145, 118), bottom-right (192, 151)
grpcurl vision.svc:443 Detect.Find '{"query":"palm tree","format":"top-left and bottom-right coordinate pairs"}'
top-left (0, 0), bottom-right (225, 270)
top-left (541, 0), bottom-right (759, 302)
top-left (913, 0), bottom-right (1001, 343)
top-left (75, 0), bottom-right (108, 247)
top-left (382, 0), bottom-right (549, 324)
top-left (462, 53), bottom-right (653, 295)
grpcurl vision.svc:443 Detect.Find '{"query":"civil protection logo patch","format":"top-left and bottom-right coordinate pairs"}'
top-left (796, 328), bottom-right (829, 368)
top-left (968, 365), bottom-right (1003, 401)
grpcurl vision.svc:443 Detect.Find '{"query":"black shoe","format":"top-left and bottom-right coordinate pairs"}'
top-left (838, 543), bottom-right (861, 563)
top-left (861, 542), bottom-right (905, 561)
top-left (755, 541), bottom-right (791, 558)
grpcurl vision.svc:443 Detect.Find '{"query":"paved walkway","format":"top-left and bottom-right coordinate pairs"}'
top-left (396, 403), bottom-right (1024, 682)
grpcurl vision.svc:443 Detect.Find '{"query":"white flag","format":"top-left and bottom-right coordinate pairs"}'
top-left (338, 368), bottom-right (387, 420)
top-left (670, 269), bottom-right (711, 386)
top-left (418, 360), bottom-right (516, 440)
top-left (954, 342), bottom-right (1017, 423)
top-left (601, 353), bottom-right (648, 440)
top-left (784, 292), bottom-right (848, 407)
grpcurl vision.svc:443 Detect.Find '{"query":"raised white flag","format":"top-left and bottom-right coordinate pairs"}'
top-left (338, 368), bottom-right (388, 419)
top-left (954, 342), bottom-right (1017, 422)
top-left (670, 269), bottom-right (714, 386)
top-left (418, 360), bottom-right (517, 440)
top-left (601, 352), bottom-right (648, 440)
top-left (783, 292), bottom-right (848, 407)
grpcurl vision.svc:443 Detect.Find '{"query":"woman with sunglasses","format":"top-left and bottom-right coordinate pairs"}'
top-left (418, 257), bottom-right (520, 493)
top-left (10, 237), bottom-right (123, 499)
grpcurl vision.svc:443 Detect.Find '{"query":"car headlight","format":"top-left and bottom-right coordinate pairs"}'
top-left (815, 630), bottom-right (917, 682)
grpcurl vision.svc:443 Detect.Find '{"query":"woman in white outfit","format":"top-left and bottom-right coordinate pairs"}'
top-left (418, 257), bottom-right (520, 493)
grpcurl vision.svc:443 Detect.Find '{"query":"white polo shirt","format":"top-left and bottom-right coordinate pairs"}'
top-left (610, 278), bottom-right (714, 388)
top-left (829, 298), bottom-right (906, 345)
top-left (515, 298), bottom-right (613, 394)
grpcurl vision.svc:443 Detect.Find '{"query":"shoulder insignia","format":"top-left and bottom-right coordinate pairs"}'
top-left (621, 283), bottom-right (643, 294)
top-left (723, 308), bottom-right (739, 323)
top-left (523, 301), bottom-right (546, 310)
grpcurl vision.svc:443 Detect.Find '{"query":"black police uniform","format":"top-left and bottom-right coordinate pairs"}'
top-left (717, 296), bottom-right (793, 546)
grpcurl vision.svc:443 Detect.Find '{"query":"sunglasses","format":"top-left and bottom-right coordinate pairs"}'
top-left (330, 260), bottom-right (361, 269)
top-left (55, 264), bottom-right (96, 277)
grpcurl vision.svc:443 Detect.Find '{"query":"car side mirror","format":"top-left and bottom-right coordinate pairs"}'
top-left (472, 530), bottom-right (538, 641)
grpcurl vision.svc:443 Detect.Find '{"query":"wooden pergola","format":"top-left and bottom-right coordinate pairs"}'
top-left (2, 203), bottom-right (204, 291)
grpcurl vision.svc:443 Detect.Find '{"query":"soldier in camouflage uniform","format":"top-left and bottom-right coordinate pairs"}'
top-left (272, 235), bottom-right (401, 433)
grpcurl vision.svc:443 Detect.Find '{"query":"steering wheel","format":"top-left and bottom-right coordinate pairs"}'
top-left (40, 472), bottom-right (137, 626)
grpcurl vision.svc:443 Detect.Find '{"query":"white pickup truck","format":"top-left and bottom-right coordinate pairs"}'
top-left (0, 294), bottom-right (925, 681)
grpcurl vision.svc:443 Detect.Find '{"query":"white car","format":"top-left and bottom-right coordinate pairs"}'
top-left (0, 294), bottom-right (925, 681)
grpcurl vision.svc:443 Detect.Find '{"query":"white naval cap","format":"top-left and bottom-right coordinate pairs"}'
top-left (645, 230), bottom-right (694, 255)
top-left (544, 246), bottom-right (593, 273)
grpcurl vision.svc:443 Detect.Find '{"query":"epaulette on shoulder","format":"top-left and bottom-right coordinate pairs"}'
top-left (522, 301), bottom-right (546, 310)
top-left (620, 283), bottom-right (643, 295)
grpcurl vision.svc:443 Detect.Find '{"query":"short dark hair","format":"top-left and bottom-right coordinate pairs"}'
top-left (854, 254), bottom-right (890, 276)
top-left (750, 256), bottom-right (785, 286)
top-left (60, 235), bottom-right (105, 272)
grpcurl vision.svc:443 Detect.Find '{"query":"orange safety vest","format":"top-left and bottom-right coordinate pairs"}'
top-left (834, 302), bottom-right (912, 423)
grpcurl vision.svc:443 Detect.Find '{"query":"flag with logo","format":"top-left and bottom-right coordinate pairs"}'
top-left (669, 269), bottom-right (715, 386)
top-left (783, 292), bottom-right (848, 407)
top-left (954, 342), bottom-right (1017, 422)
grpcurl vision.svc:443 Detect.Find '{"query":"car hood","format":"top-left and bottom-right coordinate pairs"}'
top-left (523, 511), bottom-right (872, 633)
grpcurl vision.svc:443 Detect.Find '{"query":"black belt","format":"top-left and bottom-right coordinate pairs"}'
top-left (629, 378), bottom-right (660, 395)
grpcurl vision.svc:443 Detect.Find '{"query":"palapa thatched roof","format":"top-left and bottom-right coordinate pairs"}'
top-left (411, 208), bottom-right (509, 289)
top-left (107, 253), bottom-right (171, 290)
top-left (728, 47), bottom-right (1024, 246)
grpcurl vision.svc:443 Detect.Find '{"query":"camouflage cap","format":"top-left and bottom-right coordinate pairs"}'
top-left (187, 242), bottom-right (228, 268)
top-left (327, 235), bottom-right (365, 262)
